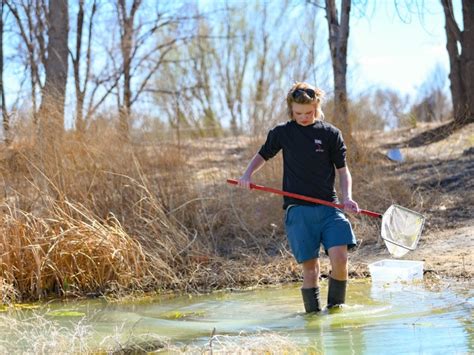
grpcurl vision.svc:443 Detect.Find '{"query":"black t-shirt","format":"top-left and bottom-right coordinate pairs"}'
top-left (258, 120), bottom-right (347, 209)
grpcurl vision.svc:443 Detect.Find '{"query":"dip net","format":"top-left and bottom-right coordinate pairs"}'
top-left (381, 205), bottom-right (426, 258)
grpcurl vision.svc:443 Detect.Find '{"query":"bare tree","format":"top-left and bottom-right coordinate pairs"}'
top-left (295, 3), bottom-right (323, 84)
top-left (188, 16), bottom-right (221, 136)
top-left (1, 0), bottom-right (10, 145)
top-left (408, 64), bottom-right (450, 123)
top-left (37, 0), bottom-right (68, 140)
top-left (150, 15), bottom-right (222, 140)
top-left (249, 0), bottom-right (292, 134)
top-left (68, 1), bottom-right (123, 134)
top-left (116, 0), bottom-right (140, 137)
top-left (350, 93), bottom-right (386, 131)
top-left (113, 1), bottom-right (193, 139)
top-left (153, 1), bottom-right (314, 137)
top-left (70, 0), bottom-right (97, 134)
top-left (5, 0), bottom-right (48, 125)
top-left (212, 1), bottom-right (252, 135)
top-left (441, 0), bottom-right (474, 125)
top-left (251, 2), bottom-right (269, 135)
top-left (324, 0), bottom-right (352, 139)
top-left (371, 88), bottom-right (409, 129)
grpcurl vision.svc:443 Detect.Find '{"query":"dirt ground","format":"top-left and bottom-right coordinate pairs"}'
top-left (189, 121), bottom-right (473, 281)
top-left (347, 121), bottom-right (474, 279)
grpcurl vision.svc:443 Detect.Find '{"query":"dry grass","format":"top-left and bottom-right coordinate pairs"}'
top-left (196, 331), bottom-right (307, 354)
top-left (1, 115), bottom-right (469, 302)
top-left (0, 201), bottom-right (150, 301)
top-left (0, 312), bottom-right (91, 354)
top-left (1, 309), bottom-right (309, 354)
top-left (0, 122), bottom-right (302, 302)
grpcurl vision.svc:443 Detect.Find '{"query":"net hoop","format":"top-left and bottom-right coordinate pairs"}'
top-left (381, 204), bottom-right (426, 258)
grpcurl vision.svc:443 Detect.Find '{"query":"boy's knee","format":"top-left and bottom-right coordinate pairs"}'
top-left (302, 259), bottom-right (320, 278)
top-left (303, 267), bottom-right (318, 278)
top-left (333, 253), bottom-right (348, 266)
top-left (328, 248), bottom-right (348, 267)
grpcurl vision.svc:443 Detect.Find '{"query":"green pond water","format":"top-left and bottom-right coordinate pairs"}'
top-left (0, 279), bottom-right (472, 353)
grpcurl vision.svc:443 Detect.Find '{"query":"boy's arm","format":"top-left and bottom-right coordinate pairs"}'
top-left (238, 153), bottom-right (266, 189)
top-left (337, 166), bottom-right (360, 213)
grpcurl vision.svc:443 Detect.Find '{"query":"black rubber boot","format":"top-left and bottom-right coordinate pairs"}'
top-left (327, 277), bottom-right (347, 309)
top-left (301, 287), bottom-right (321, 313)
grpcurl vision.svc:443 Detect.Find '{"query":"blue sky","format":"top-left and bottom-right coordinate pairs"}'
top-left (348, 0), bottom-right (453, 97)
top-left (2, 0), bottom-right (458, 114)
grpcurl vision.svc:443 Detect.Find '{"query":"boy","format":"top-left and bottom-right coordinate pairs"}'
top-left (237, 82), bottom-right (359, 313)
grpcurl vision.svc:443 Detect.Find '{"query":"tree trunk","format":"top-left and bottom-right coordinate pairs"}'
top-left (441, 0), bottom-right (474, 125)
top-left (1, 0), bottom-right (10, 146)
top-left (118, 0), bottom-right (141, 140)
top-left (73, 0), bottom-right (85, 134)
top-left (252, 3), bottom-right (268, 135)
top-left (459, 0), bottom-right (474, 123)
top-left (38, 0), bottom-right (69, 141)
top-left (325, 0), bottom-right (353, 140)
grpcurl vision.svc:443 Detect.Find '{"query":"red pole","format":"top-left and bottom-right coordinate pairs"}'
top-left (227, 179), bottom-right (382, 218)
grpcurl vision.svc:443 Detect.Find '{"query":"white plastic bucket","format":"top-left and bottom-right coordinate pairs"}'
top-left (368, 259), bottom-right (424, 283)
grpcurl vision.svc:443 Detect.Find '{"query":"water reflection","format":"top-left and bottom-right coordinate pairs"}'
top-left (0, 279), bottom-right (472, 353)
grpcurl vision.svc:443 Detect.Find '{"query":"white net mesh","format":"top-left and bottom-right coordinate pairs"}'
top-left (381, 205), bottom-right (425, 258)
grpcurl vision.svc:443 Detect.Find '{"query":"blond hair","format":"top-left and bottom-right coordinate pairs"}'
top-left (286, 82), bottom-right (325, 120)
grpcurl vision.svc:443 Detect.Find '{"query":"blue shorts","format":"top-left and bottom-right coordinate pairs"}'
top-left (284, 204), bottom-right (357, 263)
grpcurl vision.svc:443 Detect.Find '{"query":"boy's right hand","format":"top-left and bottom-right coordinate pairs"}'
top-left (237, 175), bottom-right (252, 189)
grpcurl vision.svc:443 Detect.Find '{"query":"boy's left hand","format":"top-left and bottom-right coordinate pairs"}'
top-left (343, 198), bottom-right (360, 214)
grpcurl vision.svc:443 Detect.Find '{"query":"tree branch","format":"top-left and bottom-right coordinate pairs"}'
top-left (440, 0), bottom-right (461, 42)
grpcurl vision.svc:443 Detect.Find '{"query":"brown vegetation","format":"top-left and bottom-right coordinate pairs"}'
top-left (0, 122), bottom-right (299, 303)
top-left (1, 119), bottom-right (472, 303)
